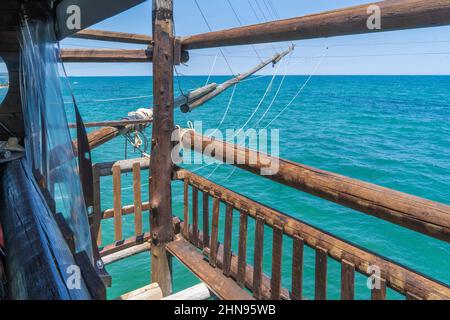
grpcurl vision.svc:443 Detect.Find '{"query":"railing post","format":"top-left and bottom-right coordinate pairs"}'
top-left (150, 0), bottom-right (175, 297)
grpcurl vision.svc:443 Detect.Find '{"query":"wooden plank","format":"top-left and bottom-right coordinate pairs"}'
top-left (102, 242), bottom-right (151, 265)
top-left (315, 247), bottom-right (328, 300)
top-left (112, 164), bottom-right (122, 241)
top-left (102, 201), bottom-right (150, 219)
top-left (71, 29), bottom-right (152, 44)
top-left (371, 278), bottom-right (387, 300)
top-left (192, 187), bottom-right (199, 246)
top-left (341, 260), bottom-right (355, 300)
top-left (181, 132), bottom-right (450, 243)
top-left (167, 236), bottom-right (254, 300)
top-left (118, 283), bottom-right (162, 300)
top-left (100, 232), bottom-right (151, 257)
top-left (94, 157), bottom-right (150, 177)
top-left (177, 170), bottom-right (450, 300)
top-left (237, 210), bottom-right (248, 287)
top-left (183, 179), bottom-right (189, 240)
top-left (270, 224), bottom-right (283, 300)
top-left (133, 162), bottom-right (143, 235)
top-left (406, 291), bottom-right (423, 300)
top-left (204, 240), bottom-right (290, 300)
top-left (202, 191), bottom-right (210, 249)
top-left (253, 215), bottom-right (265, 299)
top-left (291, 235), bottom-right (304, 300)
top-left (182, 0), bottom-right (450, 50)
top-left (162, 283), bottom-right (211, 300)
top-left (223, 204), bottom-right (233, 277)
top-left (61, 49), bottom-right (152, 62)
top-left (209, 198), bottom-right (220, 267)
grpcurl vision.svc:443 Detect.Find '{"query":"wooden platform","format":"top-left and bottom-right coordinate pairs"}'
top-left (167, 235), bottom-right (254, 300)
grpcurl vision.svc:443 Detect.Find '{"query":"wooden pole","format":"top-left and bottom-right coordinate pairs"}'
top-left (150, 0), bottom-right (175, 297)
top-left (180, 131), bottom-right (450, 243)
top-left (70, 29), bottom-right (152, 44)
top-left (60, 49), bottom-right (153, 63)
top-left (181, 45), bottom-right (294, 113)
top-left (181, 0), bottom-right (450, 50)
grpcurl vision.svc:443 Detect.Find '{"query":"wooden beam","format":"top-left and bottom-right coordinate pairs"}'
top-left (181, 46), bottom-right (294, 113)
top-left (71, 29), bottom-right (152, 44)
top-left (162, 283), bottom-right (212, 300)
top-left (60, 49), bottom-right (152, 63)
top-left (69, 119), bottom-right (153, 128)
top-left (102, 242), bottom-right (151, 265)
top-left (150, 0), bottom-right (175, 297)
top-left (166, 235), bottom-right (255, 300)
top-left (181, 0), bottom-right (450, 50)
top-left (94, 157), bottom-right (150, 177)
top-left (117, 283), bottom-right (163, 300)
top-left (181, 131), bottom-right (450, 243)
top-left (176, 170), bottom-right (450, 300)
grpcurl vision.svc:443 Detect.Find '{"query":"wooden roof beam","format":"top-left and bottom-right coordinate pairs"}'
top-left (60, 49), bottom-right (152, 63)
top-left (70, 29), bottom-right (152, 44)
top-left (181, 0), bottom-right (450, 50)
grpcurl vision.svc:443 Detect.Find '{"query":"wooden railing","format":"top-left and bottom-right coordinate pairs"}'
top-left (176, 169), bottom-right (450, 300)
top-left (92, 158), bottom-right (151, 254)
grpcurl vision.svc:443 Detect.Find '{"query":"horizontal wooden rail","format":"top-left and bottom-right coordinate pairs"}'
top-left (69, 119), bottom-right (153, 129)
top-left (181, 131), bottom-right (450, 243)
top-left (61, 49), bottom-right (152, 62)
top-left (177, 169), bottom-right (450, 300)
top-left (93, 157), bottom-right (150, 177)
top-left (71, 29), bottom-right (152, 44)
top-left (181, 0), bottom-right (450, 50)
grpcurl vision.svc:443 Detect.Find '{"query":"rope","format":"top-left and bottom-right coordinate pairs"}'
top-left (234, 58), bottom-right (282, 137)
top-left (263, 47), bottom-right (329, 129)
top-left (226, 0), bottom-right (263, 62)
top-left (205, 53), bottom-right (219, 86)
top-left (193, 0), bottom-right (235, 75)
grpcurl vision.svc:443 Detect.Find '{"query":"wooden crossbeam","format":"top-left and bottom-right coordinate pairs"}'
top-left (61, 49), bottom-right (152, 62)
top-left (71, 29), bottom-right (152, 44)
top-left (181, 0), bottom-right (450, 50)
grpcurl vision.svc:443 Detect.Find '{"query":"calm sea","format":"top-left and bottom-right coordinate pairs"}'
top-left (5, 75), bottom-right (450, 299)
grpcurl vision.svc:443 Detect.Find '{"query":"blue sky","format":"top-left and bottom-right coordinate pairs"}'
top-left (59, 0), bottom-right (450, 76)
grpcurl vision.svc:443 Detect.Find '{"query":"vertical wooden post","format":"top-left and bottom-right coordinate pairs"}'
top-left (150, 0), bottom-right (175, 297)
top-left (112, 164), bottom-right (122, 241)
top-left (133, 163), bottom-right (143, 236)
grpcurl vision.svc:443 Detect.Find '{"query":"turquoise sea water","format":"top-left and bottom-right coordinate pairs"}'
top-left (31, 75), bottom-right (450, 299)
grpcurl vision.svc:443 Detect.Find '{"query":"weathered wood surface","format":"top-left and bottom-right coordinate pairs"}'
top-left (315, 247), bottom-right (328, 300)
top-left (162, 283), bottom-right (212, 300)
top-left (94, 157), bottom-right (150, 177)
top-left (181, 131), bottom-right (450, 243)
top-left (133, 163), bottom-right (143, 235)
top-left (182, 46), bottom-right (294, 113)
top-left (118, 283), bottom-right (163, 300)
top-left (100, 233), bottom-right (151, 257)
top-left (181, 0), bottom-right (450, 49)
top-left (237, 210), bottom-right (248, 287)
top-left (341, 260), bottom-right (355, 300)
top-left (102, 242), bottom-right (151, 265)
top-left (166, 235), bottom-right (255, 300)
top-left (69, 119), bottom-right (153, 128)
top-left (102, 201), bottom-right (150, 219)
top-left (177, 170), bottom-right (450, 300)
top-left (150, 0), bottom-right (176, 297)
top-left (113, 165), bottom-right (123, 241)
top-left (71, 29), bottom-right (152, 44)
top-left (61, 49), bottom-right (152, 62)
top-left (291, 236), bottom-right (304, 300)
top-left (202, 236), bottom-right (291, 300)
